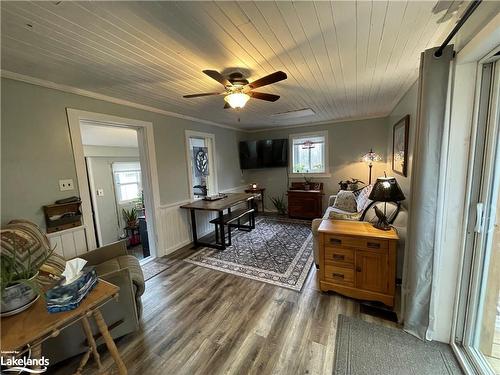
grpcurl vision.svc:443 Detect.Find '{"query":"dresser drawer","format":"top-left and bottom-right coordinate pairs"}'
top-left (324, 265), bottom-right (355, 286)
top-left (324, 234), bottom-right (388, 250)
top-left (324, 247), bottom-right (354, 267)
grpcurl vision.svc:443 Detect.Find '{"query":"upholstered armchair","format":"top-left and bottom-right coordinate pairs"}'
top-left (41, 240), bottom-right (145, 364)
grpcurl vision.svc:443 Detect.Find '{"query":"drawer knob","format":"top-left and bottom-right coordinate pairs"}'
top-left (356, 266), bottom-right (362, 272)
top-left (367, 242), bottom-right (380, 249)
top-left (330, 238), bottom-right (342, 245)
top-left (332, 254), bottom-right (345, 261)
top-left (332, 273), bottom-right (344, 279)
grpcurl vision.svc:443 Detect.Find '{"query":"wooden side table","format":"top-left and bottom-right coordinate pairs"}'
top-left (318, 220), bottom-right (399, 307)
top-left (245, 188), bottom-right (265, 213)
top-left (1, 280), bottom-right (127, 374)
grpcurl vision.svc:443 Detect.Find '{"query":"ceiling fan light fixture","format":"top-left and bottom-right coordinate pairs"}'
top-left (224, 92), bottom-right (250, 109)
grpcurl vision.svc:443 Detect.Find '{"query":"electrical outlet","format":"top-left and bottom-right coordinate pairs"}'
top-left (96, 188), bottom-right (104, 196)
top-left (59, 179), bottom-right (74, 191)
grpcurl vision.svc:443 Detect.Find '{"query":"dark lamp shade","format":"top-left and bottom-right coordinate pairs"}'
top-left (368, 177), bottom-right (406, 202)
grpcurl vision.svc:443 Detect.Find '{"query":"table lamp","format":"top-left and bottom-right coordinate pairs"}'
top-left (362, 149), bottom-right (382, 185)
top-left (368, 176), bottom-right (405, 230)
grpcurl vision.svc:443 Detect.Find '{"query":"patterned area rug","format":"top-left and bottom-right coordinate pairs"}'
top-left (142, 259), bottom-right (169, 281)
top-left (185, 216), bottom-right (313, 291)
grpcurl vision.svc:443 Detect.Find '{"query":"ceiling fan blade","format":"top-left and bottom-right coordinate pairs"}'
top-left (246, 71), bottom-right (287, 90)
top-left (203, 70), bottom-right (231, 87)
top-left (224, 102), bottom-right (231, 109)
top-left (183, 92), bottom-right (221, 98)
top-left (249, 92), bottom-right (280, 102)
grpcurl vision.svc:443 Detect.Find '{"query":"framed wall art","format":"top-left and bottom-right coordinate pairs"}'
top-left (392, 115), bottom-right (409, 177)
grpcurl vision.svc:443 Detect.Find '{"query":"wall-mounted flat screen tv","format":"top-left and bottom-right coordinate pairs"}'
top-left (239, 139), bottom-right (288, 169)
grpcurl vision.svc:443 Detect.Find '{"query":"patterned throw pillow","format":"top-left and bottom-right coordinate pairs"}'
top-left (332, 191), bottom-right (358, 213)
top-left (354, 185), bottom-right (373, 212)
top-left (328, 210), bottom-right (362, 221)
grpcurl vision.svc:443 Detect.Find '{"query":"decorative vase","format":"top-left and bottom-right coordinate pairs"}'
top-left (1, 272), bottom-right (39, 316)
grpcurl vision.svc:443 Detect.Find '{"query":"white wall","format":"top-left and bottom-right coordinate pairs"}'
top-left (83, 145), bottom-right (139, 158)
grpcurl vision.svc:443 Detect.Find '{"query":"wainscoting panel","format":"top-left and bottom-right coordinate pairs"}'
top-left (157, 201), bottom-right (218, 256)
top-left (47, 226), bottom-right (88, 259)
top-left (157, 186), bottom-right (247, 256)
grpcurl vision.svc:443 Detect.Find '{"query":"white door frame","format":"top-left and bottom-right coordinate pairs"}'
top-left (66, 109), bottom-right (162, 259)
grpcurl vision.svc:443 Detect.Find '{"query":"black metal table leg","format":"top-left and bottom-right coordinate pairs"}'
top-left (190, 209), bottom-right (199, 248)
top-left (218, 210), bottom-right (225, 250)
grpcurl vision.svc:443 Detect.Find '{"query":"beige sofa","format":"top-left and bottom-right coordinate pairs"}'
top-left (42, 240), bottom-right (145, 364)
top-left (312, 193), bottom-right (407, 278)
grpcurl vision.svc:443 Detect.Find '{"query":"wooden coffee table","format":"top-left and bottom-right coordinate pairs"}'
top-left (1, 279), bottom-right (127, 374)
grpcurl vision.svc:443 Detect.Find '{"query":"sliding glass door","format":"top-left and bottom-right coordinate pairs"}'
top-left (454, 59), bottom-right (500, 374)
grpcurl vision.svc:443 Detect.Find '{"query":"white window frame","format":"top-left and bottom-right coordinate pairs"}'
top-left (113, 168), bottom-right (142, 204)
top-left (185, 130), bottom-right (218, 200)
top-left (289, 130), bottom-right (330, 178)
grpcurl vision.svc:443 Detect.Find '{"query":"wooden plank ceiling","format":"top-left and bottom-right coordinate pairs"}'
top-left (1, 1), bottom-right (466, 130)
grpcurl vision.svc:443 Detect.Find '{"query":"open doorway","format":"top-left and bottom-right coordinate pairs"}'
top-left (82, 123), bottom-right (150, 260)
top-left (67, 109), bottom-right (160, 264)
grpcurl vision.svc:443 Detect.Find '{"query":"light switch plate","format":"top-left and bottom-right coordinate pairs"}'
top-left (96, 188), bottom-right (104, 196)
top-left (59, 179), bottom-right (74, 191)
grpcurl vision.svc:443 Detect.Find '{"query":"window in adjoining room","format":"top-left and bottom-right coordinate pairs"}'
top-left (112, 162), bottom-right (142, 204)
top-left (290, 131), bottom-right (329, 176)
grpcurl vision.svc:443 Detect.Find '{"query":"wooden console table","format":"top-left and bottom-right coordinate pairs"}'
top-left (318, 220), bottom-right (399, 307)
top-left (1, 280), bottom-right (127, 374)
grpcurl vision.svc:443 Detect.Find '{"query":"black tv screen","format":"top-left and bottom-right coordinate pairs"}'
top-left (239, 139), bottom-right (288, 169)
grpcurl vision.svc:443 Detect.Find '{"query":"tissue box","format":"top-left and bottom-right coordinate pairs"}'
top-left (45, 267), bottom-right (98, 313)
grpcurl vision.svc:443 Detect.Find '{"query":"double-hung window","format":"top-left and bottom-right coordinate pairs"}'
top-left (290, 131), bottom-right (329, 176)
top-left (112, 162), bottom-right (142, 204)
top-left (185, 131), bottom-right (217, 199)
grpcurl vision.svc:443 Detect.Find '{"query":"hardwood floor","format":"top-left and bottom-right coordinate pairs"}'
top-left (52, 246), bottom-right (399, 375)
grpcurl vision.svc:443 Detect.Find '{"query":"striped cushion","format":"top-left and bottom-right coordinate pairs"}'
top-left (1, 220), bottom-right (52, 272)
top-left (354, 185), bottom-right (373, 212)
top-left (38, 252), bottom-right (66, 287)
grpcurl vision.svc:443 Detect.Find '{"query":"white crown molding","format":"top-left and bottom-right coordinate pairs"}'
top-left (0, 70), bottom-right (241, 132)
top-left (244, 113), bottom-right (390, 133)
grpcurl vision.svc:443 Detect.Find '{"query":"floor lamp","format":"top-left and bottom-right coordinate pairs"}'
top-left (362, 149), bottom-right (382, 185)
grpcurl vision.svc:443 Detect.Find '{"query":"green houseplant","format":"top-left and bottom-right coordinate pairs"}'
top-left (270, 195), bottom-right (287, 215)
top-left (1, 236), bottom-right (54, 316)
top-left (122, 207), bottom-right (138, 227)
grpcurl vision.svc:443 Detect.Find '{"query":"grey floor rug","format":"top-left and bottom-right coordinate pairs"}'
top-left (334, 315), bottom-right (463, 375)
top-left (185, 216), bottom-right (313, 291)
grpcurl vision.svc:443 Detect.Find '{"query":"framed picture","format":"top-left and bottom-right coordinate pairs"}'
top-left (392, 115), bottom-right (409, 177)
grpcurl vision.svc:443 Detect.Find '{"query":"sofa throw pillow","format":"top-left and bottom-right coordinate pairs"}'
top-left (328, 209), bottom-right (362, 221)
top-left (354, 185), bottom-right (373, 212)
top-left (332, 190), bottom-right (358, 213)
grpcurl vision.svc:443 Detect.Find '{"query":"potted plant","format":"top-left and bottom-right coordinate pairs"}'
top-left (270, 195), bottom-right (287, 215)
top-left (1, 237), bottom-right (54, 316)
top-left (122, 207), bottom-right (138, 227)
top-left (347, 178), bottom-right (364, 191)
